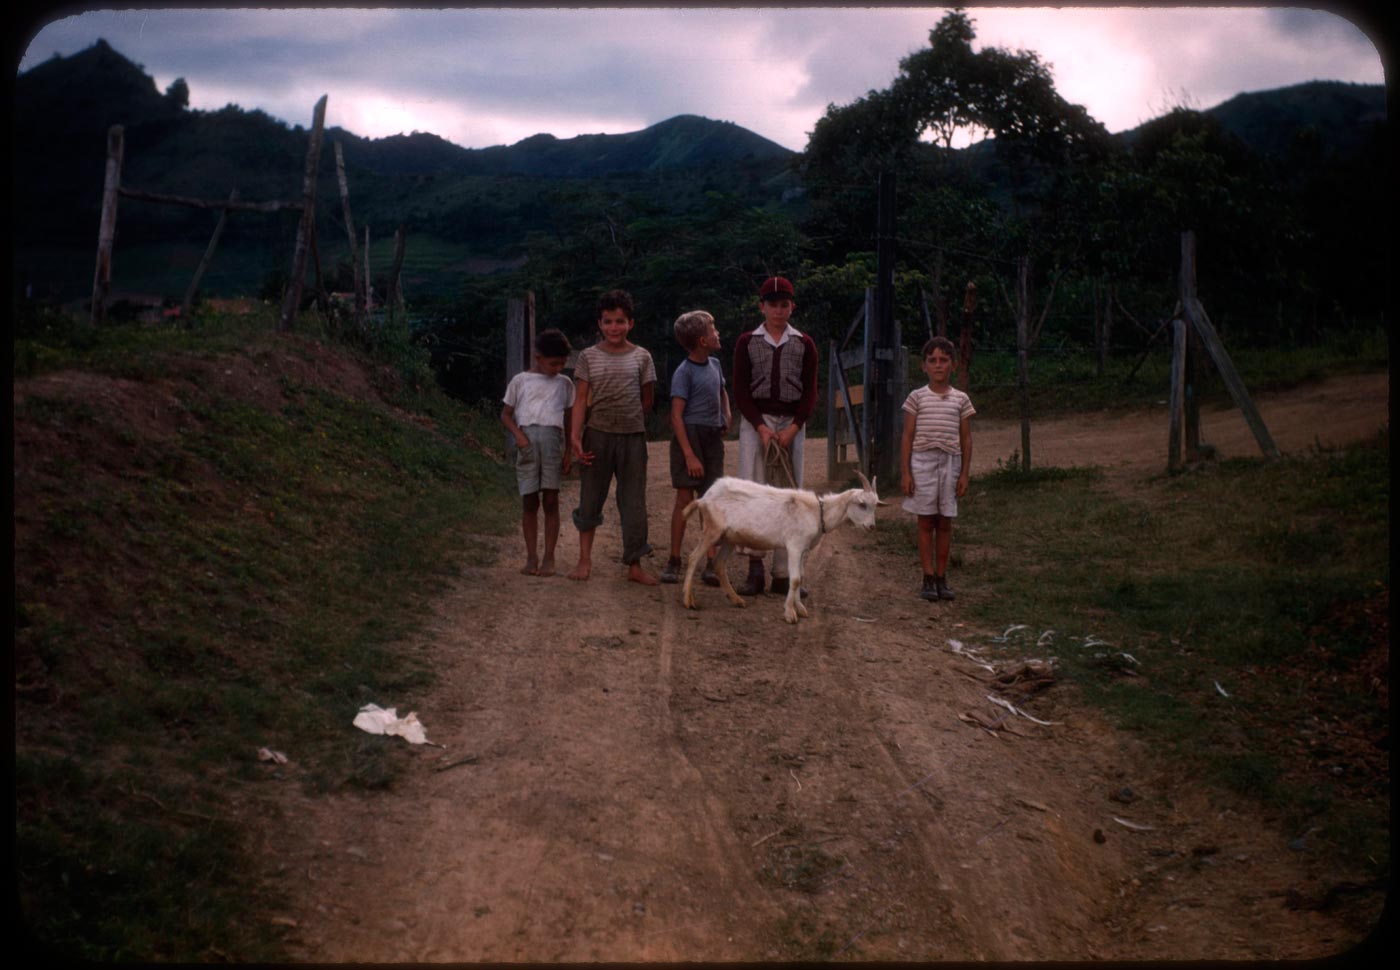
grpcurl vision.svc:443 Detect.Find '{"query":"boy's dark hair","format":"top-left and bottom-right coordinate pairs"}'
top-left (534, 328), bottom-right (572, 358)
top-left (673, 310), bottom-right (715, 351)
top-left (596, 289), bottom-right (635, 321)
top-left (922, 336), bottom-right (957, 359)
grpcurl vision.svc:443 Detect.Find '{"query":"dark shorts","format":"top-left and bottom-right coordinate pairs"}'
top-left (669, 425), bottom-right (726, 494)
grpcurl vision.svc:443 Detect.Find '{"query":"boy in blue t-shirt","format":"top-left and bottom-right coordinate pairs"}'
top-left (659, 310), bottom-right (730, 584)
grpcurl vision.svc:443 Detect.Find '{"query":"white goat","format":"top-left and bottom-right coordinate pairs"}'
top-left (681, 472), bottom-right (885, 623)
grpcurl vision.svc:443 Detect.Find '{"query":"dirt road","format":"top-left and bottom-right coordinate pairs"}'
top-left (276, 372), bottom-right (1386, 961)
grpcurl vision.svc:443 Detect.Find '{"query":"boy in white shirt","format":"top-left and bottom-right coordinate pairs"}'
top-left (501, 328), bottom-right (576, 576)
top-left (900, 336), bottom-right (975, 601)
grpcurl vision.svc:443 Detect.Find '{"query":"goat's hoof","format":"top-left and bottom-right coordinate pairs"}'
top-left (783, 612), bottom-right (799, 624)
top-left (729, 598), bottom-right (746, 608)
top-left (796, 603), bottom-right (810, 618)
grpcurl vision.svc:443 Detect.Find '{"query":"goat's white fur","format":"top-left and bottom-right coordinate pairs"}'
top-left (681, 472), bottom-right (884, 623)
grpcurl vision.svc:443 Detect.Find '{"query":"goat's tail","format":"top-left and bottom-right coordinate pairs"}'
top-left (680, 500), bottom-right (701, 523)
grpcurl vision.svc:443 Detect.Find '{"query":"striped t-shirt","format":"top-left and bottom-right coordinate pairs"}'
top-left (902, 385), bottom-right (975, 454)
top-left (574, 343), bottom-right (657, 434)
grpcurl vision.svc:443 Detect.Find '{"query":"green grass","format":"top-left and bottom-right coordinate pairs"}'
top-left (946, 326), bottom-right (1388, 418)
top-left (14, 306), bottom-right (517, 960)
top-left (923, 431), bottom-right (1390, 875)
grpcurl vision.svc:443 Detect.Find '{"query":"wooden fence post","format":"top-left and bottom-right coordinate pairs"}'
top-left (1179, 232), bottom-right (1204, 457)
top-left (279, 95), bottom-right (328, 331)
top-left (1016, 256), bottom-right (1032, 472)
top-left (505, 293), bottom-right (536, 383)
top-left (958, 281), bottom-right (976, 391)
top-left (334, 142), bottom-right (364, 322)
top-left (181, 187), bottom-right (237, 318)
top-left (389, 223), bottom-right (407, 318)
top-left (1167, 317), bottom-right (1187, 472)
top-left (363, 225), bottom-right (372, 313)
top-left (89, 124), bottom-right (124, 325)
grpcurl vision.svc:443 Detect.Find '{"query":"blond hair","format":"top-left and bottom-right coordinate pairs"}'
top-left (673, 310), bottom-right (715, 350)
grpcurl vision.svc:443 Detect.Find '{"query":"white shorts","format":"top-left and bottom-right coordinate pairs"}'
top-left (903, 449), bottom-right (960, 518)
top-left (511, 424), bottom-right (565, 495)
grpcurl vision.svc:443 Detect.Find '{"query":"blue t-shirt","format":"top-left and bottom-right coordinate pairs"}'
top-left (670, 356), bottom-right (726, 429)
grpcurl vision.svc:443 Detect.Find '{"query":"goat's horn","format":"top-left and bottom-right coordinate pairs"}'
top-left (869, 475), bottom-right (890, 505)
top-left (856, 471), bottom-right (873, 493)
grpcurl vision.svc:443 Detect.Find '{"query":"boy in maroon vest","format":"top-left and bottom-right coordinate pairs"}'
top-left (731, 276), bottom-right (819, 596)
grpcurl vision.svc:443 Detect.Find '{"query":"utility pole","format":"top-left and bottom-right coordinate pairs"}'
top-left (871, 169), bottom-right (900, 486)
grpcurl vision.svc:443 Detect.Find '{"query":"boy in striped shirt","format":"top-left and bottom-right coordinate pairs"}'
top-left (900, 336), bottom-right (975, 602)
top-left (568, 289), bottom-right (659, 585)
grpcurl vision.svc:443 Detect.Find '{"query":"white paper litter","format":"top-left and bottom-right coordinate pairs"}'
top-left (257, 747), bottom-right (288, 764)
top-left (1214, 681), bottom-right (1231, 698)
top-left (354, 703), bottom-right (431, 745)
top-left (1112, 816), bottom-right (1156, 832)
top-left (949, 639), bottom-right (996, 672)
top-left (986, 693), bottom-right (1059, 726)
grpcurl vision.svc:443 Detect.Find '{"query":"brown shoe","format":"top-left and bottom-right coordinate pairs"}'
top-left (936, 575), bottom-right (956, 601)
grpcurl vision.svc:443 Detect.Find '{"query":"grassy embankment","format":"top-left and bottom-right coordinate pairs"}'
top-left (14, 303), bottom-right (517, 961)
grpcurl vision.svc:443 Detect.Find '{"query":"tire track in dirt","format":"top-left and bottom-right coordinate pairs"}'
top-left (278, 371), bottom-right (1387, 961)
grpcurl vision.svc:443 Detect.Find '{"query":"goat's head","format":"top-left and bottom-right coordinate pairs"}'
top-left (846, 472), bottom-right (887, 531)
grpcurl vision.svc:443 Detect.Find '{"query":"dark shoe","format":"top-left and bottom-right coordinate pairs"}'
top-left (659, 556), bottom-right (684, 584)
top-left (920, 575), bottom-right (940, 601)
top-left (701, 558), bottom-right (720, 587)
top-left (936, 575), bottom-right (956, 601)
top-left (736, 560), bottom-right (765, 596)
top-left (769, 577), bottom-right (809, 598)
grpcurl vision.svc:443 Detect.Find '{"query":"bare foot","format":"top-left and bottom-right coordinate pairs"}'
top-left (567, 560), bottom-right (591, 581)
top-left (537, 557), bottom-right (556, 578)
top-left (521, 559), bottom-right (539, 576)
top-left (628, 563), bottom-right (660, 586)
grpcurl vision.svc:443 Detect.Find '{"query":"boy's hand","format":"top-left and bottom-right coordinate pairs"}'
top-left (685, 454), bottom-right (705, 478)
top-left (514, 433), bottom-right (530, 451)
top-left (776, 424), bottom-right (799, 449)
top-left (956, 473), bottom-right (968, 498)
top-left (572, 437), bottom-right (594, 466)
top-left (902, 471), bottom-right (915, 496)
top-left (757, 424), bottom-right (775, 449)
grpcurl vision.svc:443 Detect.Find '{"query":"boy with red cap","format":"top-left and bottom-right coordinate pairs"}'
top-left (731, 276), bottom-right (819, 596)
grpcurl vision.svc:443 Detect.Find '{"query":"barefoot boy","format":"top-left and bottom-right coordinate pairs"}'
top-left (500, 328), bottom-right (576, 576)
top-left (568, 289), bottom-right (659, 585)
top-left (659, 310), bottom-right (730, 585)
top-left (900, 336), bottom-right (975, 601)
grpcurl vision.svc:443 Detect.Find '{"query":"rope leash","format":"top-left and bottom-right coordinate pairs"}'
top-left (763, 437), bottom-right (797, 489)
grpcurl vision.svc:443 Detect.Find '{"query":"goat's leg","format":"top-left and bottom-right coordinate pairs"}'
top-left (681, 534), bottom-right (708, 610)
top-left (713, 540), bottom-right (746, 608)
top-left (781, 540), bottom-right (804, 623)
top-left (793, 548), bottom-right (810, 618)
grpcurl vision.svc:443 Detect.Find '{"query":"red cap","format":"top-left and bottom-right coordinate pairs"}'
top-left (759, 276), bottom-right (795, 299)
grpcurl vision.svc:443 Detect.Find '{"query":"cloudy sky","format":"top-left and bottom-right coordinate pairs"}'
top-left (15, 4), bottom-right (1387, 152)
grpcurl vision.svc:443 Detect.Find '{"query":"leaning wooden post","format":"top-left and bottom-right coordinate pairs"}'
top-left (1167, 316), bottom-right (1187, 473)
top-left (1182, 296), bottom-right (1280, 459)
top-left (181, 187), bottom-right (237, 318)
top-left (1016, 256), bottom-right (1032, 472)
top-left (279, 95), bottom-right (328, 331)
top-left (89, 124), bottom-right (124, 326)
top-left (333, 142), bottom-right (364, 322)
